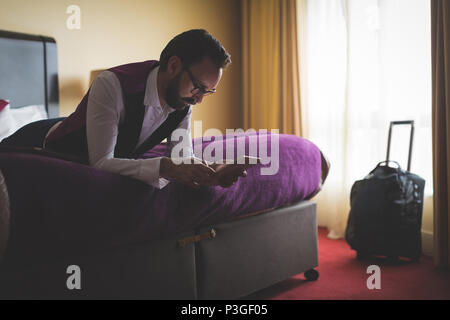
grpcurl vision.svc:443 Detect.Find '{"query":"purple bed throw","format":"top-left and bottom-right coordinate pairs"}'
top-left (0, 133), bottom-right (322, 266)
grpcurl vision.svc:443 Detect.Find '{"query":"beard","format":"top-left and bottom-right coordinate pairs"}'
top-left (165, 74), bottom-right (194, 110)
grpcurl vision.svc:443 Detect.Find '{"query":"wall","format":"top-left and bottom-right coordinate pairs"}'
top-left (0, 0), bottom-right (243, 135)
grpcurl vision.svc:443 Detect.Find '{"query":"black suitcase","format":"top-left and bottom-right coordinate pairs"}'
top-left (345, 120), bottom-right (426, 261)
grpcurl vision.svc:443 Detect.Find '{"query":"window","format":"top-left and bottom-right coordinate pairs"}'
top-left (299, 0), bottom-right (432, 236)
top-left (302, 0), bottom-right (432, 195)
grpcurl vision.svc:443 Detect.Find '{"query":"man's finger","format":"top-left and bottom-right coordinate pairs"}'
top-left (220, 176), bottom-right (239, 187)
top-left (189, 167), bottom-right (218, 186)
top-left (191, 157), bottom-right (213, 167)
top-left (181, 178), bottom-right (200, 188)
top-left (193, 165), bottom-right (216, 179)
top-left (191, 157), bottom-right (204, 165)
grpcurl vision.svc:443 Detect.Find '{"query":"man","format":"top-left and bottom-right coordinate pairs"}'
top-left (1, 29), bottom-right (246, 188)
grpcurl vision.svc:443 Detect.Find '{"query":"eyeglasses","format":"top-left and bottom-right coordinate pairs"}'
top-left (184, 67), bottom-right (216, 96)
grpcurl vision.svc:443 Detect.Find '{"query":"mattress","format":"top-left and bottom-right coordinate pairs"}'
top-left (0, 132), bottom-right (323, 268)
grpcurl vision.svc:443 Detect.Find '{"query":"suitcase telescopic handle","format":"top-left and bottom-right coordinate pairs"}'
top-left (386, 120), bottom-right (415, 172)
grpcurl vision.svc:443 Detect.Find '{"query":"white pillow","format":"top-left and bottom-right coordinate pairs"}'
top-left (0, 100), bottom-right (19, 142)
top-left (10, 104), bottom-right (48, 129)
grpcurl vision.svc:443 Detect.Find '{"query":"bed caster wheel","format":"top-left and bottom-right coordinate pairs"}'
top-left (304, 269), bottom-right (319, 281)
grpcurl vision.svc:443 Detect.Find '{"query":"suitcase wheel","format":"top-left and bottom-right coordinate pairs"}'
top-left (387, 256), bottom-right (399, 263)
top-left (356, 251), bottom-right (368, 260)
top-left (304, 269), bottom-right (319, 281)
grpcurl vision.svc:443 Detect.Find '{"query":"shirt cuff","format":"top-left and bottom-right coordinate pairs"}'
top-left (139, 157), bottom-right (171, 189)
top-left (150, 177), bottom-right (170, 189)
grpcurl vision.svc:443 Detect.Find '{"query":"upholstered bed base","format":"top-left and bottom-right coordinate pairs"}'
top-left (0, 200), bottom-right (318, 300)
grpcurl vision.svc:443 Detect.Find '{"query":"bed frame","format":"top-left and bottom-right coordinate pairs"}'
top-left (0, 30), bottom-right (319, 300)
top-left (0, 30), bottom-right (59, 117)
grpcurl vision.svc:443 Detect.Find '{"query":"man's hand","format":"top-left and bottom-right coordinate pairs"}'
top-left (160, 156), bottom-right (260, 189)
top-left (160, 157), bottom-right (216, 188)
top-left (209, 156), bottom-right (260, 188)
top-left (211, 163), bottom-right (248, 187)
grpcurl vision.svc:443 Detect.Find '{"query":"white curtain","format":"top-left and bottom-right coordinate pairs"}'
top-left (299, 0), bottom-right (432, 238)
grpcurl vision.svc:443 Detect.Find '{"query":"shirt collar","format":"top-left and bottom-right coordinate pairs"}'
top-left (144, 65), bottom-right (176, 113)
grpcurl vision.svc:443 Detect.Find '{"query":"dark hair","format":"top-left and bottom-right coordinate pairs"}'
top-left (159, 29), bottom-right (231, 71)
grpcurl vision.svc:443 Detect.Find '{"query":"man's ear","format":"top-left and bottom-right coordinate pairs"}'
top-left (166, 56), bottom-right (182, 77)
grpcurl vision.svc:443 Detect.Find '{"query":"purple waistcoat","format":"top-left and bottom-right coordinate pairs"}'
top-left (45, 60), bottom-right (190, 160)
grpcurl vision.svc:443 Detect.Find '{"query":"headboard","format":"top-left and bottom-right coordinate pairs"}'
top-left (0, 30), bottom-right (59, 118)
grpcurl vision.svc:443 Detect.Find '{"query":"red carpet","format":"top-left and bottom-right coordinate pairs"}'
top-left (244, 227), bottom-right (450, 300)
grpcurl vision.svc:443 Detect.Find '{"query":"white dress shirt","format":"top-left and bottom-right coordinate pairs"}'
top-left (83, 66), bottom-right (193, 189)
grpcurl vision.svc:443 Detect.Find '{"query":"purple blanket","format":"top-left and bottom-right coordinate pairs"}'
top-left (0, 133), bottom-right (322, 266)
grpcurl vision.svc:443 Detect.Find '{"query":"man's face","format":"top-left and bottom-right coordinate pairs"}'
top-left (165, 56), bottom-right (222, 110)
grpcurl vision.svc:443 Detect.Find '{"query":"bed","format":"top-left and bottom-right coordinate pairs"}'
top-left (0, 30), bottom-right (328, 299)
